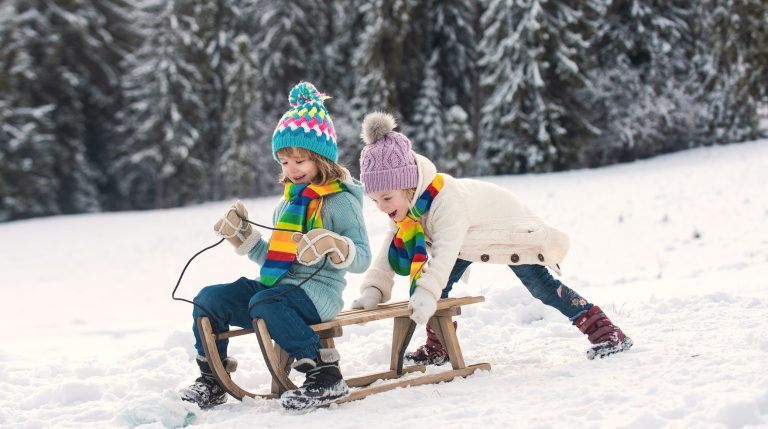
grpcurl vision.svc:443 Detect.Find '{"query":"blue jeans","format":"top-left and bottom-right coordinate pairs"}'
top-left (441, 259), bottom-right (593, 321)
top-left (191, 277), bottom-right (322, 360)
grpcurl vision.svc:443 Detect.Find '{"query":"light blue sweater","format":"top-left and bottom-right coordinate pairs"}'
top-left (247, 179), bottom-right (371, 321)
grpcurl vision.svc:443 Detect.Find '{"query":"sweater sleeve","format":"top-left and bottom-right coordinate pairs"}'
top-left (323, 192), bottom-right (371, 274)
top-left (358, 223), bottom-right (398, 302)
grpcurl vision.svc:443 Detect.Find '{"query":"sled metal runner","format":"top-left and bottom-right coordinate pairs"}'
top-left (196, 295), bottom-right (490, 404)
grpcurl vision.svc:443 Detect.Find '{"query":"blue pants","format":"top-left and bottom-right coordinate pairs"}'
top-left (441, 260), bottom-right (593, 321)
top-left (191, 277), bottom-right (322, 360)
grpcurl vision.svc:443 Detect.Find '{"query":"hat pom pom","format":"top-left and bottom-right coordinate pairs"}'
top-left (361, 112), bottom-right (397, 145)
top-left (289, 82), bottom-right (327, 107)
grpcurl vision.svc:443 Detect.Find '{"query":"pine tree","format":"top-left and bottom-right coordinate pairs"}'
top-left (477, 0), bottom-right (601, 174)
top-left (349, 0), bottom-right (415, 120)
top-left (344, 0), bottom-right (416, 173)
top-left (0, 4), bottom-right (57, 221)
top-left (115, 0), bottom-right (210, 209)
top-left (310, 0), bottom-right (358, 172)
top-left (0, 0), bottom-right (137, 218)
top-left (253, 1), bottom-right (332, 113)
top-left (247, 1), bottom-right (351, 179)
top-left (443, 105), bottom-right (475, 177)
top-left (401, 0), bottom-right (478, 175)
top-left (429, 0), bottom-right (478, 112)
top-left (0, 100), bottom-right (59, 221)
top-left (432, 0), bottom-right (480, 162)
top-left (175, 0), bottom-right (278, 202)
top-left (220, 34), bottom-right (274, 198)
top-left (587, 0), bottom-right (700, 165)
top-left (4, 0), bottom-right (764, 222)
top-left (85, 0), bottom-right (143, 210)
top-left (408, 54), bottom-right (445, 164)
top-left (697, 0), bottom-right (768, 144)
top-left (193, 0), bottom-right (229, 202)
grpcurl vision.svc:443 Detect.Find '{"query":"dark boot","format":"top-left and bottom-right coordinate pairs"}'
top-left (405, 321), bottom-right (456, 366)
top-left (179, 356), bottom-right (237, 408)
top-left (574, 306), bottom-right (633, 359)
top-left (280, 348), bottom-right (349, 410)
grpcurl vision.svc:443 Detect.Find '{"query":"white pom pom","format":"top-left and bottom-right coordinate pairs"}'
top-left (361, 112), bottom-right (397, 145)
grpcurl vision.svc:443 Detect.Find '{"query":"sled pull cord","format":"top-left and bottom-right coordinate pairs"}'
top-left (171, 216), bottom-right (327, 331)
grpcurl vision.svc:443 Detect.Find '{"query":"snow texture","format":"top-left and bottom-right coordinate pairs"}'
top-left (1, 140), bottom-right (767, 428)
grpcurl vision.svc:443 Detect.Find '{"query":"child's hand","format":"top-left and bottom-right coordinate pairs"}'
top-left (213, 200), bottom-right (261, 255)
top-left (292, 229), bottom-right (353, 267)
top-left (351, 287), bottom-right (382, 309)
top-left (409, 287), bottom-right (437, 325)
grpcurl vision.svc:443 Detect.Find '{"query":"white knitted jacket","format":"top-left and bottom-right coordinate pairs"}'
top-left (360, 153), bottom-right (570, 302)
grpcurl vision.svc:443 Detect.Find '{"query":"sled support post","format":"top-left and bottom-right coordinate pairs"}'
top-left (196, 316), bottom-right (277, 400)
top-left (197, 296), bottom-right (490, 403)
top-left (390, 316), bottom-right (416, 373)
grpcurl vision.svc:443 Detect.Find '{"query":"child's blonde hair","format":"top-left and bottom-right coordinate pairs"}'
top-left (276, 147), bottom-right (347, 185)
top-left (403, 188), bottom-right (416, 203)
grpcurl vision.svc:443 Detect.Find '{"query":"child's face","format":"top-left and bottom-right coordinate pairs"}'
top-left (369, 190), bottom-right (412, 222)
top-left (278, 153), bottom-right (319, 184)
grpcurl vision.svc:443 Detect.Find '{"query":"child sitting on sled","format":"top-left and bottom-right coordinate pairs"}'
top-left (350, 112), bottom-right (632, 362)
top-left (180, 82), bottom-right (370, 410)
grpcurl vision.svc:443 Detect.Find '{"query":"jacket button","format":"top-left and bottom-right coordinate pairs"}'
top-left (538, 254), bottom-right (545, 262)
top-left (481, 254), bottom-right (490, 262)
top-left (510, 254), bottom-right (520, 263)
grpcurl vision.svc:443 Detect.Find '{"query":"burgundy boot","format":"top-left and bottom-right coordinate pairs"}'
top-left (405, 321), bottom-right (456, 366)
top-left (574, 306), bottom-right (633, 359)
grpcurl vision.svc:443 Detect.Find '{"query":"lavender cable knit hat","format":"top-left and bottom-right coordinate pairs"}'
top-left (359, 112), bottom-right (418, 194)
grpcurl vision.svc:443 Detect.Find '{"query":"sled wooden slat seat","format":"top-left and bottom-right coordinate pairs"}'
top-left (196, 295), bottom-right (490, 404)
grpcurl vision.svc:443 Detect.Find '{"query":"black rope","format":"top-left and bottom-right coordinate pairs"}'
top-left (171, 217), bottom-right (329, 331)
top-left (171, 237), bottom-right (226, 330)
top-left (247, 258), bottom-right (327, 312)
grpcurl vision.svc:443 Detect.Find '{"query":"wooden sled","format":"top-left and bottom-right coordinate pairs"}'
top-left (196, 295), bottom-right (490, 405)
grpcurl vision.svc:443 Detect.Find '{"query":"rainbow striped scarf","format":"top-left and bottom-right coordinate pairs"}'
top-left (388, 174), bottom-right (445, 295)
top-left (260, 180), bottom-right (346, 286)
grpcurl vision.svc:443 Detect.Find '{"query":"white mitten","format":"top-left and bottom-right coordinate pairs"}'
top-left (350, 287), bottom-right (382, 309)
top-left (291, 229), bottom-right (353, 267)
top-left (409, 287), bottom-right (438, 325)
top-left (213, 200), bottom-right (261, 255)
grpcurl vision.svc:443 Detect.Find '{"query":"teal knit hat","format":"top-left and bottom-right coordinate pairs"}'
top-left (272, 82), bottom-right (338, 162)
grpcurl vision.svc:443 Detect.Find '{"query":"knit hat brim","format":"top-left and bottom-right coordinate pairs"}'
top-left (272, 128), bottom-right (338, 162)
top-left (360, 164), bottom-right (419, 194)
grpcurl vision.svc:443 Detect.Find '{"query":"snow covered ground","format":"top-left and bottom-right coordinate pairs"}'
top-left (2, 140), bottom-right (768, 429)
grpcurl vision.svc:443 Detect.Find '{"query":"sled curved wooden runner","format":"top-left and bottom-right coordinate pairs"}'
top-left (196, 295), bottom-right (490, 405)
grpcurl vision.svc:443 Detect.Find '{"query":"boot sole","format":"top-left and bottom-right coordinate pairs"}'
top-left (179, 390), bottom-right (228, 409)
top-left (586, 337), bottom-right (634, 360)
top-left (281, 387), bottom-right (350, 411)
top-left (404, 355), bottom-right (449, 366)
